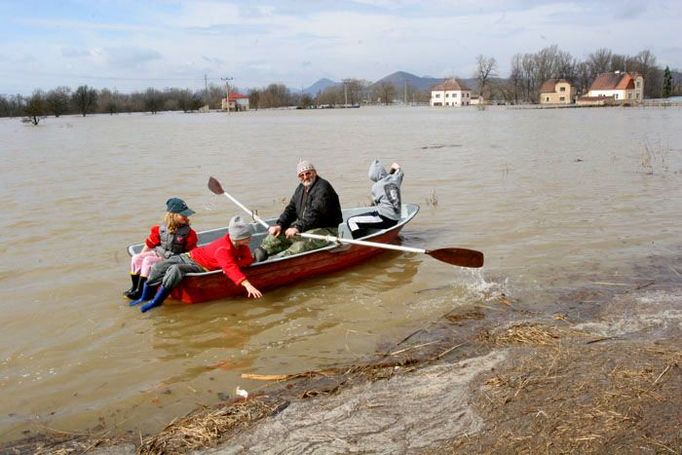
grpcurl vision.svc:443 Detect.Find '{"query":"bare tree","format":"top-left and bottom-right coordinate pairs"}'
top-left (475, 55), bottom-right (497, 100)
top-left (175, 89), bottom-right (198, 112)
top-left (574, 61), bottom-right (592, 95)
top-left (374, 82), bottom-right (396, 105)
top-left (144, 88), bottom-right (164, 114)
top-left (46, 86), bottom-right (71, 117)
top-left (343, 78), bottom-right (366, 105)
top-left (508, 54), bottom-right (524, 104)
top-left (631, 50), bottom-right (661, 97)
top-left (259, 83), bottom-right (293, 108)
top-left (317, 85), bottom-right (343, 105)
top-left (25, 90), bottom-right (46, 125)
top-left (72, 85), bottom-right (98, 117)
top-left (97, 88), bottom-right (122, 114)
top-left (248, 89), bottom-right (261, 110)
top-left (587, 48), bottom-right (613, 77)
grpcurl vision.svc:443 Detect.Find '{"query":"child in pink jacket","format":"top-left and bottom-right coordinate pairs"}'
top-left (124, 198), bottom-right (198, 299)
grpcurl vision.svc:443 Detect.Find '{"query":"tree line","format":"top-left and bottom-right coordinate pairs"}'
top-left (2, 45), bottom-right (681, 123)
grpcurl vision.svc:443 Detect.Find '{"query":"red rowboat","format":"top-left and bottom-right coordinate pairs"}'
top-left (127, 204), bottom-right (420, 303)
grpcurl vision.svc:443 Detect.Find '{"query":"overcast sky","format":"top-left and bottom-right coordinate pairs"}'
top-left (1, 0), bottom-right (680, 95)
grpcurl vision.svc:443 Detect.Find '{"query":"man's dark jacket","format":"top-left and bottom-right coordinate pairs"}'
top-left (277, 176), bottom-right (342, 232)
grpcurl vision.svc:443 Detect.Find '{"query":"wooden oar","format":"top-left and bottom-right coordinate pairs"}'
top-left (208, 176), bottom-right (484, 268)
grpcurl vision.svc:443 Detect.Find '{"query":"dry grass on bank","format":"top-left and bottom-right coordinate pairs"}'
top-left (137, 399), bottom-right (280, 455)
top-left (135, 357), bottom-right (431, 455)
top-left (437, 324), bottom-right (682, 455)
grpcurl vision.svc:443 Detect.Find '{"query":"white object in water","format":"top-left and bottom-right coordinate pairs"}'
top-left (236, 386), bottom-right (249, 399)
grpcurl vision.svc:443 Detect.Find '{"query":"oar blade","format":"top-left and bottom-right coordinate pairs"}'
top-left (427, 248), bottom-right (484, 268)
top-left (208, 176), bottom-right (224, 195)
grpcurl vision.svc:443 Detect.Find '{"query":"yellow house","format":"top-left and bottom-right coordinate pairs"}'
top-left (539, 79), bottom-right (575, 104)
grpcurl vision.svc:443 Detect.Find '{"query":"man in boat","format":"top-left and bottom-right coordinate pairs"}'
top-left (254, 160), bottom-right (342, 261)
top-left (130, 215), bottom-right (262, 312)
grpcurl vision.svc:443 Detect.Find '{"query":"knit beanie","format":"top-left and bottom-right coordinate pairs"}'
top-left (296, 160), bottom-right (315, 176)
top-left (228, 215), bottom-right (252, 240)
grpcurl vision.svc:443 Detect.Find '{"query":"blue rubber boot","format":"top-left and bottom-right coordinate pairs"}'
top-left (140, 286), bottom-right (170, 313)
top-left (129, 282), bottom-right (156, 306)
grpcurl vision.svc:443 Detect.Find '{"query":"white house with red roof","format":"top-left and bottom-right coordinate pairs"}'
top-left (221, 92), bottom-right (250, 111)
top-left (430, 79), bottom-right (472, 107)
top-left (584, 71), bottom-right (644, 102)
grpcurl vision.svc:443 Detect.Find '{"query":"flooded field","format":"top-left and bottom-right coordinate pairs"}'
top-left (1, 105), bottom-right (681, 445)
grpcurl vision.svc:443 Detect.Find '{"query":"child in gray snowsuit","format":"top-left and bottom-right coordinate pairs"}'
top-left (347, 160), bottom-right (403, 239)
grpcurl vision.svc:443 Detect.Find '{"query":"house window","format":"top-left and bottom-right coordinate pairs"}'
top-left (636, 81), bottom-right (641, 88)
top-left (445, 93), bottom-right (449, 97)
top-left (546, 97), bottom-right (550, 102)
top-left (615, 94), bottom-right (619, 99)
top-left (435, 93), bottom-right (440, 98)
top-left (560, 97), bottom-right (565, 101)
top-left (453, 93), bottom-right (458, 98)
top-left (466, 93), bottom-right (470, 98)
top-left (560, 87), bottom-right (566, 92)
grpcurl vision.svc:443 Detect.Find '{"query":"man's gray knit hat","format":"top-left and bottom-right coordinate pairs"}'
top-left (228, 215), bottom-right (252, 240)
top-left (296, 160), bottom-right (315, 176)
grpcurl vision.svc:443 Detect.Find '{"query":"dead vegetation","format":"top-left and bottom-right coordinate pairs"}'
top-left (0, 433), bottom-right (130, 455)
top-left (477, 322), bottom-right (577, 346)
top-left (137, 399), bottom-right (281, 455)
top-left (433, 329), bottom-right (682, 455)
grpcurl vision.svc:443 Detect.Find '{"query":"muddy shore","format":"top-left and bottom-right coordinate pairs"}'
top-left (3, 275), bottom-right (681, 455)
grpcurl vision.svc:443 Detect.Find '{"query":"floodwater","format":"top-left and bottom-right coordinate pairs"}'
top-left (1, 105), bottom-right (681, 444)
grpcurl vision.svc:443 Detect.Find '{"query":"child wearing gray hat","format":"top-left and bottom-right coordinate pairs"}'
top-left (130, 215), bottom-right (262, 312)
top-left (346, 160), bottom-right (403, 239)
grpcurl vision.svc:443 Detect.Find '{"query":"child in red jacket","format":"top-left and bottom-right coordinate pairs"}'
top-left (123, 198), bottom-right (198, 299)
top-left (131, 215), bottom-right (262, 312)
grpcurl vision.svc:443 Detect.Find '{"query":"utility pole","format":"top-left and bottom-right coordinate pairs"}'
top-left (343, 79), bottom-right (348, 106)
top-left (221, 76), bottom-right (234, 112)
top-left (204, 74), bottom-right (209, 110)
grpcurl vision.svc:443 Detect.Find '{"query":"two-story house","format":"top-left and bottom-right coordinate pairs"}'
top-left (430, 79), bottom-right (472, 107)
top-left (583, 71), bottom-right (644, 103)
top-left (539, 79), bottom-right (576, 104)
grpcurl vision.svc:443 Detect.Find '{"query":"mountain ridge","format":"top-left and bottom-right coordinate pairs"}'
top-left (302, 71), bottom-right (479, 95)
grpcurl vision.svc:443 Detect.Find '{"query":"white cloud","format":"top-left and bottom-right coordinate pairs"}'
top-left (1, 0), bottom-right (681, 94)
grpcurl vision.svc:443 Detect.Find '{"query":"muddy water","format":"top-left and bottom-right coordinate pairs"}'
top-left (1, 106), bottom-right (681, 443)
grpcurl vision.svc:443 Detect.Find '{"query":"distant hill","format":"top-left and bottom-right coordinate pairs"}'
top-left (370, 71), bottom-right (445, 92)
top-left (370, 71), bottom-right (477, 92)
top-left (302, 78), bottom-right (340, 96)
top-left (300, 72), bottom-right (485, 97)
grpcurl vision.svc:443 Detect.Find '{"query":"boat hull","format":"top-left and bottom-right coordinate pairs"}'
top-left (127, 204), bottom-right (419, 304)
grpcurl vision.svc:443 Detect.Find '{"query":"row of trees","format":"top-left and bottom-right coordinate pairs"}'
top-left (3, 45), bottom-right (681, 122)
top-left (1, 85), bottom-right (217, 123)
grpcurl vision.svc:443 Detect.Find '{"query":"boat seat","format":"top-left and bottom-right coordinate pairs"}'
top-left (337, 223), bottom-right (384, 240)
